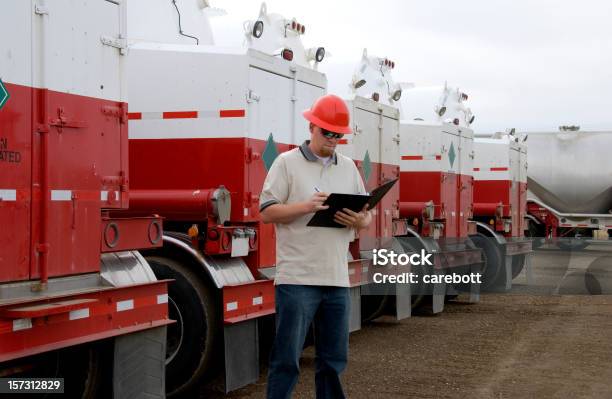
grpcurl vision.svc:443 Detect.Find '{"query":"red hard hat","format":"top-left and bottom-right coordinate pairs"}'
top-left (303, 94), bottom-right (352, 134)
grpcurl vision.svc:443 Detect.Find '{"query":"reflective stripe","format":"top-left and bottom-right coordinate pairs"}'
top-left (100, 191), bottom-right (119, 201)
top-left (116, 299), bottom-right (134, 312)
top-left (128, 109), bottom-right (246, 120)
top-left (51, 190), bottom-right (72, 201)
top-left (226, 301), bottom-right (238, 311)
top-left (0, 189), bottom-right (17, 201)
top-left (157, 294), bottom-right (169, 304)
top-left (362, 266), bottom-right (369, 273)
top-left (163, 111), bottom-right (197, 119)
top-left (69, 308), bottom-right (90, 320)
top-left (219, 109), bottom-right (245, 118)
top-left (13, 318), bottom-right (32, 332)
top-left (252, 296), bottom-right (263, 306)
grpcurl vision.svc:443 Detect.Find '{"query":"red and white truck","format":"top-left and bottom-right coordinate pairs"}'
top-left (1, 1), bottom-right (170, 397)
top-left (473, 131), bottom-right (533, 288)
top-left (348, 50), bottom-right (482, 311)
top-left (337, 54), bottom-right (409, 325)
top-left (123, 1), bottom-right (339, 394)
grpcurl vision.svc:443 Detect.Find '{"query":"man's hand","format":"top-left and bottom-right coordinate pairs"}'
top-left (303, 192), bottom-right (330, 213)
top-left (261, 192), bottom-right (329, 224)
top-left (334, 204), bottom-right (371, 229)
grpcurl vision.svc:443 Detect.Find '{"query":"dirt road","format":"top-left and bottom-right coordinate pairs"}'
top-left (203, 244), bottom-right (612, 398)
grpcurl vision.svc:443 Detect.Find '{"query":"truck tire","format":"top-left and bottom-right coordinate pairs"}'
top-left (20, 343), bottom-right (108, 399)
top-left (147, 256), bottom-right (219, 397)
top-left (470, 233), bottom-right (503, 289)
top-left (57, 345), bottom-right (105, 399)
top-left (527, 220), bottom-right (544, 249)
top-left (361, 293), bottom-right (390, 323)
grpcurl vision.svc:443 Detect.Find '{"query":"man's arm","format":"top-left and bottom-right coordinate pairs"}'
top-left (260, 192), bottom-right (329, 224)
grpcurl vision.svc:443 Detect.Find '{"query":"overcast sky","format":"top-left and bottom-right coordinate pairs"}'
top-left (210, 0), bottom-right (612, 134)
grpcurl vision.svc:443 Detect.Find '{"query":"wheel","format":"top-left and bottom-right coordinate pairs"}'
top-left (56, 344), bottom-right (106, 399)
top-left (4, 343), bottom-right (108, 399)
top-left (147, 256), bottom-right (219, 397)
top-left (511, 254), bottom-right (526, 279)
top-left (470, 233), bottom-right (503, 289)
top-left (526, 220), bottom-right (544, 249)
top-left (361, 294), bottom-right (390, 323)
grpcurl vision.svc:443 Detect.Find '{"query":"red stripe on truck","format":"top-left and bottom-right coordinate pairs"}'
top-left (490, 167), bottom-right (509, 171)
top-left (219, 109), bottom-right (245, 118)
top-left (127, 112), bottom-right (142, 120)
top-left (163, 111), bottom-right (198, 119)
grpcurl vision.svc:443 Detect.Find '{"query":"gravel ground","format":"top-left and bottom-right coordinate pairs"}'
top-left (202, 243), bottom-right (612, 398)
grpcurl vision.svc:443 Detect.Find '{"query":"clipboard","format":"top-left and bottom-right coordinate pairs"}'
top-left (306, 178), bottom-right (398, 228)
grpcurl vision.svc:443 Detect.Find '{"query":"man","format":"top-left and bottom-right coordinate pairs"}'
top-left (260, 94), bottom-right (372, 399)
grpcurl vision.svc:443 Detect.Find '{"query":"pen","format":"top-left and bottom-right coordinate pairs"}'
top-left (314, 186), bottom-right (321, 193)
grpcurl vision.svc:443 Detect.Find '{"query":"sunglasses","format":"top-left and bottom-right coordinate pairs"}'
top-left (321, 129), bottom-right (343, 139)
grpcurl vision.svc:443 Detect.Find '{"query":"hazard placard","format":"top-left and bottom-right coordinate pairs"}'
top-left (0, 80), bottom-right (9, 110)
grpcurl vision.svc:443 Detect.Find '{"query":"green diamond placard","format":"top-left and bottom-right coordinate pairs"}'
top-left (362, 150), bottom-right (372, 183)
top-left (262, 133), bottom-right (278, 171)
top-left (448, 142), bottom-right (456, 169)
top-left (0, 80), bottom-right (10, 110)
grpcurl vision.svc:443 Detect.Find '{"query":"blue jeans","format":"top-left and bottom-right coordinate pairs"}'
top-left (266, 284), bottom-right (350, 399)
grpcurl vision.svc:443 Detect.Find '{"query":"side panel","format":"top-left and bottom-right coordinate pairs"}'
top-left (398, 123), bottom-right (443, 207)
top-left (518, 145), bottom-right (528, 234)
top-left (0, 2), bottom-right (33, 282)
top-left (31, 0), bottom-right (125, 101)
top-left (458, 129), bottom-right (474, 238)
top-left (30, 1), bottom-right (127, 278)
top-left (441, 130), bottom-right (460, 237)
top-left (294, 80), bottom-right (326, 145)
top-left (247, 67), bottom-right (293, 145)
top-left (509, 146), bottom-right (521, 236)
top-left (342, 101), bottom-right (399, 249)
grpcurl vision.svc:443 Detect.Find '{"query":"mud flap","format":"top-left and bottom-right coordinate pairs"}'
top-left (469, 263), bottom-right (481, 303)
top-left (432, 275), bottom-right (446, 314)
top-left (349, 286), bottom-right (361, 332)
top-left (525, 253), bottom-right (534, 284)
top-left (113, 326), bottom-right (167, 399)
top-left (503, 255), bottom-right (513, 291)
top-left (394, 280), bottom-right (412, 320)
top-left (224, 320), bottom-right (259, 393)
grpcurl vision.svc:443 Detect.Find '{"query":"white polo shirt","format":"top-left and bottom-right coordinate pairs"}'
top-left (259, 141), bottom-right (366, 287)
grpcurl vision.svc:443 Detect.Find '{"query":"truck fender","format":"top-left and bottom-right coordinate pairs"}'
top-left (473, 222), bottom-right (506, 246)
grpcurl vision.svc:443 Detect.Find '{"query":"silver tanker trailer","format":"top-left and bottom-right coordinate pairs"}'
top-left (524, 126), bottom-right (612, 250)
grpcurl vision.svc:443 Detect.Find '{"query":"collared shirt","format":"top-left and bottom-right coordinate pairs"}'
top-left (260, 141), bottom-right (366, 287)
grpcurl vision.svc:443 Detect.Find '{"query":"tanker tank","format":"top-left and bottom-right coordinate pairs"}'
top-left (526, 127), bottom-right (612, 215)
